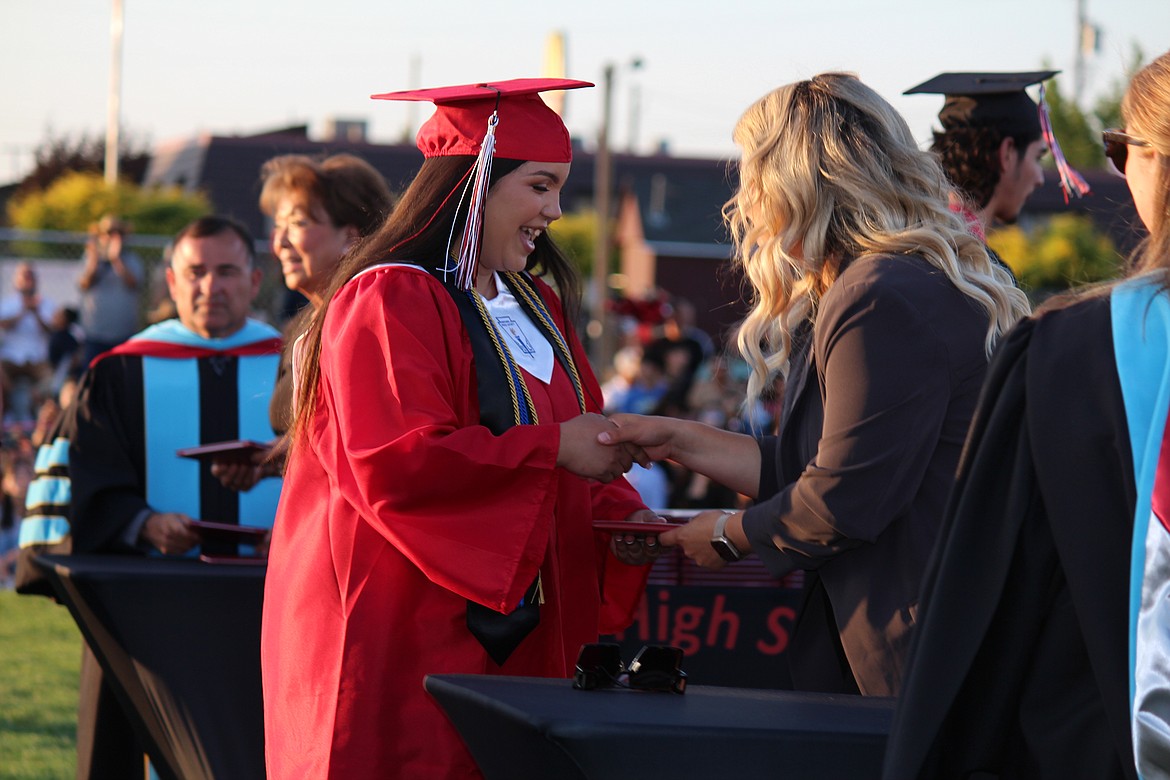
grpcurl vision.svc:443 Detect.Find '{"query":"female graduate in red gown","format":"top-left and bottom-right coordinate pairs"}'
top-left (261, 79), bottom-right (657, 779)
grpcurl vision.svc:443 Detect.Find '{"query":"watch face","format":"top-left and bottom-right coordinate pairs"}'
top-left (711, 538), bottom-right (742, 563)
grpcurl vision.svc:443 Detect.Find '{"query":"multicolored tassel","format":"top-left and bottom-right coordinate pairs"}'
top-left (443, 111), bottom-right (498, 290)
top-left (1038, 84), bottom-right (1091, 204)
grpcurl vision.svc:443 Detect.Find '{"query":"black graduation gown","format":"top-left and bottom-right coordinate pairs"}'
top-left (883, 296), bottom-right (1137, 779)
top-left (70, 348), bottom-right (275, 554)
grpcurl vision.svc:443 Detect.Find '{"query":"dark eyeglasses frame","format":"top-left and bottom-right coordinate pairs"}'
top-left (572, 642), bottom-right (687, 694)
top-left (1103, 129), bottom-right (1152, 175)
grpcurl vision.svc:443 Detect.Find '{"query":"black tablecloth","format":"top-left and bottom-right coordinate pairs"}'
top-left (424, 674), bottom-right (894, 780)
top-left (35, 554), bottom-right (266, 780)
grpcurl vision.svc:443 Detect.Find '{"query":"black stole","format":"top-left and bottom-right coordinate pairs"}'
top-left (439, 270), bottom-right (586, 665)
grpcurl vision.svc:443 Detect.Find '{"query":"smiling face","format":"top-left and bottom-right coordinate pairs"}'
top-left (166, 230), bottom-right (261, 339)
top-left (476, 161), bottom-right (569, 294)
top-left (271, 194), bottom-right (356, 306)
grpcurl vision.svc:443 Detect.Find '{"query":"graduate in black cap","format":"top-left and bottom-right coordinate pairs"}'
top-left (906, 71), bottom-right (1088, 240)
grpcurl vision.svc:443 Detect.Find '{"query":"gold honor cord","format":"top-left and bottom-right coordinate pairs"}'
top-left (503, 272), bottom-right (586, 414)
top-left (468, 289), bottom-right (539, 426)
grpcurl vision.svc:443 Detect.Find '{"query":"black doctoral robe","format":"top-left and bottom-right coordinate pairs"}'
top-left (883, 295), bottom-right (1137, 779)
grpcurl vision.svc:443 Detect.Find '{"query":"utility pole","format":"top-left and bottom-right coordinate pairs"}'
top-left (403, 54), bottom-right (421, 144)
top-left (104, 0), bottom-right (124, 185)
top-left (1073, 0), bottom-right (1101, 107)
top-left (1073, 0), bottom-right (1086, 105)
top-left (591, 63), bottom-right (614, 369)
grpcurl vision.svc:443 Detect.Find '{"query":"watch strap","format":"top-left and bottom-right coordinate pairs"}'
top-left (711, 511), bottom-right (744, 562)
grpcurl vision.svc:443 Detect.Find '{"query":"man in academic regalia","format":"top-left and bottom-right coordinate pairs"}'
top-left (905, 71), bottom-right (1088, 241)
top-left (41, 215), bottom-right (283, 779)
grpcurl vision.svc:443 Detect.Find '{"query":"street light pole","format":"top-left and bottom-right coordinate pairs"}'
top-left (590, 63), bottom-right (615, 370)
top-left (104, 0), bottom-right (124, 185)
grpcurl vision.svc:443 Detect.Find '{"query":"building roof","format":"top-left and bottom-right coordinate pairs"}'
top-left (145, 131), bottom-right (425, 240)
top-left (144, 128), bottom-right (739, 248)
top-left (145, 127), bottom-right (1139, 270)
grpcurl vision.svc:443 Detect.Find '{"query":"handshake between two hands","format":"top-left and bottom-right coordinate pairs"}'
top-left (575, 412), bottom-right (743, 570)
top-left (558, 412), bottom-right (675, 485)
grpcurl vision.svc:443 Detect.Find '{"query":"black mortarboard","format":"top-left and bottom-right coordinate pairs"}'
top-left (905, 69), bottom-right (1089, 202)
top-left (904, 70), bottom-right (1058, 137)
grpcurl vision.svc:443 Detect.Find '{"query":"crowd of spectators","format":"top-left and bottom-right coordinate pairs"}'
top-left (0, 217), bottom-right (145, 587)
top-left (602, 291), bottom-right (776, 513)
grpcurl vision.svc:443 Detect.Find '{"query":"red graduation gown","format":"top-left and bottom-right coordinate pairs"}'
top-left (261, 266), bottom-right (649, 779)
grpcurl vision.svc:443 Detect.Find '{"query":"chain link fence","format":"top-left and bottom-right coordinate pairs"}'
top-left (0, 228), bottom-right (289, 326)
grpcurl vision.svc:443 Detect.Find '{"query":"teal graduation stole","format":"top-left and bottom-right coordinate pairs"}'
top-left (1113, 278), bottom-right (1170, 709)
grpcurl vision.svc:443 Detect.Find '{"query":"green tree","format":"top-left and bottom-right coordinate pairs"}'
top-left (549, 210), bottom-right (599, 275)
top-left (1093, 45), bottom-right (1147, 137)
top-left (1044, 78), bottom-right (1103, 169)
top-left (12, 131), bottom-right (152, 202)
top-left (1045, 45), bottom-right (1145, 170)
top-left (989, 213), bottom-right (1122, 295)
top-left (7, 171), bottom-right (208, 236)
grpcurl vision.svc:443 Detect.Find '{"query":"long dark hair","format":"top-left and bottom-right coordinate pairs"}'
top-left (291, 155), bottom-right (582, 443)
top-left (930, 125), bottom-right (1038, 210)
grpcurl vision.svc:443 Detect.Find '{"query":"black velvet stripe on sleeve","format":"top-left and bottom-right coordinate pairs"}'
top-left (197, 356), bottom-right (240, 537)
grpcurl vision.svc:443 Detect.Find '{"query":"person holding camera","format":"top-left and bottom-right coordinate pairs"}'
top-left (78, 214), bottom-right (143, 366)
top-left (0, 262), bottom-right (56, 423)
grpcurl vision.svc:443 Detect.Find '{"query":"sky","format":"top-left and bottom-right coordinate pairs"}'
top-left (2, 0), bottom-right (1168, 185)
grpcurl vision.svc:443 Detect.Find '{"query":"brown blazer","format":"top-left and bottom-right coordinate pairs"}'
top-left (742, 253), bottom-right (992, 696)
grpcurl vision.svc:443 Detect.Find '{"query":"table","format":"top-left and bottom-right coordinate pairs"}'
top-left (35, 554), bottom-right (267, 780)
top-left (424, 674), bottom-right (894, 780)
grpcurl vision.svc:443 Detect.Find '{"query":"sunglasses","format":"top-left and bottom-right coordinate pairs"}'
top-left (572, 642), bottom-right (687, 694)
top-left (1103, 129), bottom-right (1152, 175)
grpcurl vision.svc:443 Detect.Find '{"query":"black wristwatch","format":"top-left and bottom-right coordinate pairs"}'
top-left (710, 511), bottom-right (745, 562)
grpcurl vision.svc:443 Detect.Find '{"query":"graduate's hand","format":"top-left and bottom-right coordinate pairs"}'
top-left (141, 512), bottom-right (199, 556)
top-left (658, 509), bottom-right (734, 569)
top-left (598, 413), bottom-right (681, 467)
top-left (608, 508), bottom-right (666, 565)
top-left (210, 447), bottom-right (273, 492)
top-left (254, 529), bottom-right (272, 558)
top-left (557, 413), bottom-right (636, 483)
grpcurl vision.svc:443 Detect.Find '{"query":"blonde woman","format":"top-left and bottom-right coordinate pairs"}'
top-left (602, 73), bottom-right (1029, 696)
top-left (886, 50), bottom-right (1170, 779)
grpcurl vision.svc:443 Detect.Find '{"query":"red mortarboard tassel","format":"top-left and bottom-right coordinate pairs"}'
top-left (1038, 84), bottom-right (1091, 204)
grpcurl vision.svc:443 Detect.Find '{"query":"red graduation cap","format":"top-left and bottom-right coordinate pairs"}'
top-left (372, 78), bottom-right (593, 162)
top-left (370, 78), bottom-right (593, 290)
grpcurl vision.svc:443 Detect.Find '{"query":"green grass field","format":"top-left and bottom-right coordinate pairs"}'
top-left (0, 589), bottom-right (80, 779)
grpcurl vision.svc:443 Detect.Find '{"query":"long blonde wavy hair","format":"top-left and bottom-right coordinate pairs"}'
top-left (725, 73), bottom-right (1031, 401)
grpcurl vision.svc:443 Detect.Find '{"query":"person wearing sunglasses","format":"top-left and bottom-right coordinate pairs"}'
top-left (885, 50), bottom-right (1170, 780)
